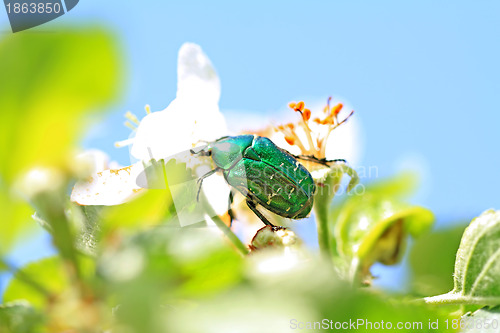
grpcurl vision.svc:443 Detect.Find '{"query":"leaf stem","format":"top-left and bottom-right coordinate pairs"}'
top-left (314, 201), bottom-right (334, 261)
top-left (424, 293), bottom-right (500, 306)
top-left (313, 165), bottom-right (348, 261)
top-left (200, 194), bottom-right (249, 256)
top-left (211, 214), bottom-right (249, 256)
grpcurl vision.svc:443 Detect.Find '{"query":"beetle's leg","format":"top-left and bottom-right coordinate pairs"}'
top-left (227, 190), bottom-right (235, 227)
top-left (293, 154), bottom-right (346, 167)
top-left (246, 200), bottom-right (276, 227)
top-left (196, 168), bottom-right (220, 201)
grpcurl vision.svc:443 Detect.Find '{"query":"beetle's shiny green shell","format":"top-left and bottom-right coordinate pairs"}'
top-left (209, 135), bottom-right (315, 219)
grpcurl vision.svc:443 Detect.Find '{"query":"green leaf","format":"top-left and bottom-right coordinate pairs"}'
top-left (426, 210), bottom-right (500, 306)
top-left (101, 191), bottom-right (174, 232)
top-left (99, 158), bottom-right (197, 231)
top-left (454, 210), bottom-right (500, 297)
top-left (166, 252), bottom-right (456, 333)
top-left (0, 259), bottom-right (7, 272)
top-left (409, 224), bottom-right (467, 296)
top-left (0, 28), bottom-right (120, 254)
top-left (462, 306), bottom-right (500, 333)
top-left (4, 257), bottom-right (68, 309)
top-left (0, 301), bottom-right (44, 333)
top-left (0, 29), bottom-right (120, 181)
top-left (0, 185), bottom-right (36, 254)
top-left (99, 227), bottom-right (244, 332)
top-left (143, 157), bottom-right (198, 218)
top-left (360, 172), bottom-right (418, 198)
top-left (331, 175), bottom-right (434, 282)
top-left (101, 227), bottom-right (243, 296)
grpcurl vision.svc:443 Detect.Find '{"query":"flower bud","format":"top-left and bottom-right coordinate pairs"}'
top-left (249, 226), bottom-right (298, 251)
top-left (15, 167), bottom-right (65, 201)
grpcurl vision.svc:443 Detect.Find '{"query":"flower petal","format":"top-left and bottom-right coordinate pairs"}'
top-left (177, 43), bottom-right (220, 103)
top-left (130, 43), bottom-right (228, 161)
top-left (71, 163), bottom-right (145, 206)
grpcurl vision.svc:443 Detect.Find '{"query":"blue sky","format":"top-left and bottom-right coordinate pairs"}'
top-left (1, 1), bottom-right (500, 292)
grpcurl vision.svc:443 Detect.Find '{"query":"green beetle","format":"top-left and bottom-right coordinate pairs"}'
top-left (192, 135), bottom-right (342, 227)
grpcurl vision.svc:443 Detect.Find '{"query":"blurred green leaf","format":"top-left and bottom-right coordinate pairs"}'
top-left (0, 28), bottom-right (120, 254)
top-left (99, 227), bottom-right (244, 296)
top-left (462, 306), bottom-right (500, 333)
top-left (331, 174), bottom-right (434, 282)
top-left (100, 190), bottom-right (174, 233)
top-left (427, 210), bottom-right (500, 306)
top-left (0, 185), bottom-right (34, 254)
top-left (4, 257), bottom-right (68, 309)
top-left (98, 227), bottom-right (244, 332)
top-left (361, 172), bottom-right (418, 198)
top-left (0, 301), bottom-right (44, 333)
top-left (409, 224), bottom-right (467, 297)
top-left (141, 158), bottom-right (197, 217)
top-left (172, 233), bottom-right (244, 298)
top-left (0, 29), bottom-right (120, 180)
top-left (165, 251), bottom-right (456, 333)
top-left (98, 227), bottom-right (456, 333)
top-left (97, 158), bottom-right (197, 236)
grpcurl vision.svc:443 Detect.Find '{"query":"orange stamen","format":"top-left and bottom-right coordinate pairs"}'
top-left (331, 103), bottom-right (343, 116)
top-left (322, 116), bottom-right (334, 125)
top-left (284, 136), bottom-right (295, 145)
top-left (295, 101), bottom-right (305, 111)
top-left (303, 108), bottom-right (311, 121)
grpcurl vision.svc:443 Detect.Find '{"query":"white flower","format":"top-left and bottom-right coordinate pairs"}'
top-left (71, 43), bottom-right (230, 212)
